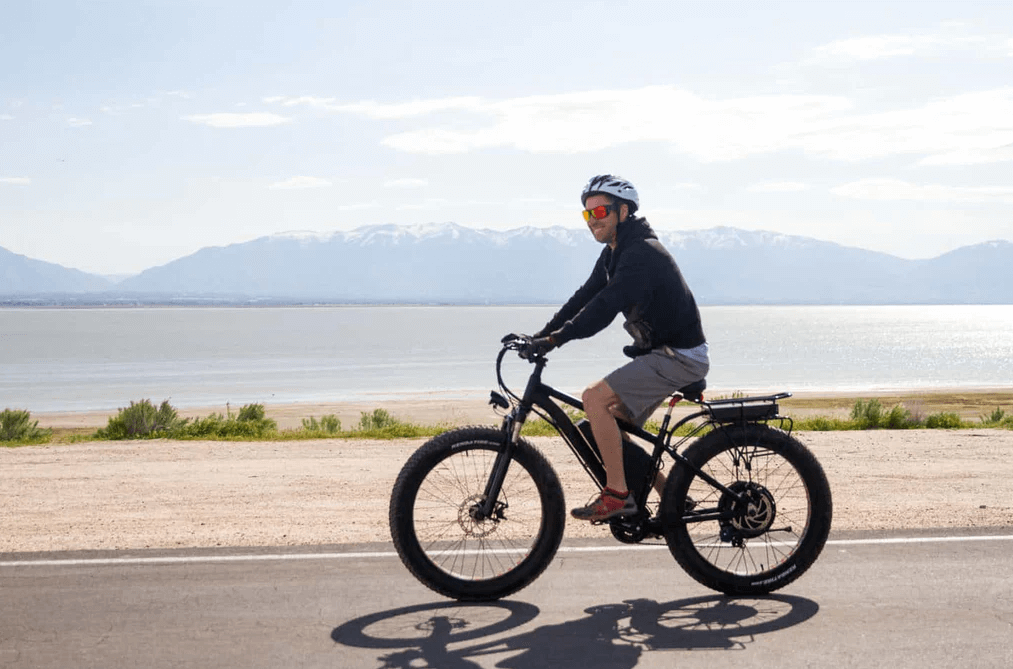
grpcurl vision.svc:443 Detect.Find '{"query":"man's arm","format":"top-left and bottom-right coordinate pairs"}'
top-left (548, 245), bottom-right (652, 345)
top-left (534, 251), bottom-right (608, 338)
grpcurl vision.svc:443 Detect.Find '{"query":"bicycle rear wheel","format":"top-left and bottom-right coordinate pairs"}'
top-left (389, 427), bottom-right (566, 601)
top-left (662, 424), bottom-right (832, 595)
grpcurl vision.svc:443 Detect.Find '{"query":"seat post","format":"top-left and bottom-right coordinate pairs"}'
top-left (657, 394), bottom-right (682, 435)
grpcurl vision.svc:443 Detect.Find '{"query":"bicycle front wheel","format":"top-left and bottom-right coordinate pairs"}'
top-left (389, 427), bottom-right (566, 601)
top-left (662, 424), bottom-right (832, 595)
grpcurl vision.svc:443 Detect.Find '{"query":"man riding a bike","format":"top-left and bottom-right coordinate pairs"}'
top-left (527, 174), bottom-right (709, 522)
top-left (391, 194), bottom-right (830, 598)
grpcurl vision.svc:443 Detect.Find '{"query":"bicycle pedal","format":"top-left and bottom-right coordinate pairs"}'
top-left (644, 518), bottom-right (664, 537)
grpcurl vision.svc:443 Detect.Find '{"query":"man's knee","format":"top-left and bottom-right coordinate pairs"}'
top-left (583, 381), bottom-right (631, 421)
top-left (582, 381), bottom-right (613, 409)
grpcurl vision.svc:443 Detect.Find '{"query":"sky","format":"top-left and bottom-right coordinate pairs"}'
top-left (2, 0), bottom-right (1012, 276)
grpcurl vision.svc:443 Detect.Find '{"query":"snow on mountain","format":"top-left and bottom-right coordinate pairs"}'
top-left (268, 223), bottom-right (590, 248)
top-left (3, 225), bottom-right (1012, 304)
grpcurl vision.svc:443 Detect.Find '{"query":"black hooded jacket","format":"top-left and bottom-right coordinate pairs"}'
top-left (537, 216), bottom-right (706, 351)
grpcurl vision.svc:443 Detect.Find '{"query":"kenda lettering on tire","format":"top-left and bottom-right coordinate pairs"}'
top-left (750, 564), bottom-right (798, 587)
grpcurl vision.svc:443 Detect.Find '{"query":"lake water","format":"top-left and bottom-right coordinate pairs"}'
top-left (2, 305), bottom-right (1012, 413)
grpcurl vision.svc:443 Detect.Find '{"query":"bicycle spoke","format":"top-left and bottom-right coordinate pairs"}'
top-left (682, 438), bottom-right (811, 578)
top-left (410, 445), bottom-right (544, 582)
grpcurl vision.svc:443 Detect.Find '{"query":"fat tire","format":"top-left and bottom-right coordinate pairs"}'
top-left (662, 424), bottom-right (832, 595)
top-left (389, 426), bottom-right (566, 601)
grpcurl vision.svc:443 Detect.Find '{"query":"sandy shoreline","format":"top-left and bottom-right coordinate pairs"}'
top-left (7, 391), bottom-right (1012, 554)
top-left (3, 422), bottom-right (1012, 554)
top-left (29, 387), bottom-right (1013, 431)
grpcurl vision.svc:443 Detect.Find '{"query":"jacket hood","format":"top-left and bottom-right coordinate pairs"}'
top-left (616, 215), bottom-right (657, 246)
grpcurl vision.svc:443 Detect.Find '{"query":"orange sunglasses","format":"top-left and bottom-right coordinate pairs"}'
top-left (582, 204), bottom-right (616, 222)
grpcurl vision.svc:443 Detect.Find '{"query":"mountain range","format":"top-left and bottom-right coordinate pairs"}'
top-left (2, 224), bottom-right (1011, 305)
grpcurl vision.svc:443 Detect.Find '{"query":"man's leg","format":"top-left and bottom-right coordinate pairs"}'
top-left (585, 379), bottom-right (667, 497)
top-left (582, 379), bottom-right (631, 493)
top-left (571, 378), bottom-right (639, 521)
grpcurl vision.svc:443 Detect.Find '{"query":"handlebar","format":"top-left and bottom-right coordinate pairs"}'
top-left (494, 334), bottom-right (548, 406)
top-left (500, 333), bottom-right (543, 361)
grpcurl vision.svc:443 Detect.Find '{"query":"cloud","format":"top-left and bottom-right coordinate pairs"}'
top-left (805, 29), bottom-right (1011, 64)
top-left (832, 178), bottom-right (1013, 203)
top-left (99, 91), bottom-right (195, 115)
top-left (67, 117), bottom-right (92, 127)
top-left (266, 95), bottom-right (483, 118)
top-left (309, 85), bottom-right (1013, 166)
top-left (364, 87), bottom-right (857, 158)
top-left (269, 176), bottom-right (331, 190)
top-left (808, 34), bottom-right (981, 62)
top-left (0, 177), bottom-right (30, 186)
top-left (819, 89), bottom-right (1013, 164)
top-left (396, 198), bottom-right (500, 210)
top-left (101, 102), bottom-right (147, 115)
top-left (183, 113), bottom-right (291, 128)
top-left (384, 178), bottom-right (428, 188)
top-left (918, 143), bottom-right (1013, 166)
top-left (0, 114), bottom-right (12, 121)
top-left (747, 182), bottom-right (809, 193)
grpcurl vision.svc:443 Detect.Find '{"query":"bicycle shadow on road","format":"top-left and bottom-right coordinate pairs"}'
top-left (332, 594), bottom-right (819, 668)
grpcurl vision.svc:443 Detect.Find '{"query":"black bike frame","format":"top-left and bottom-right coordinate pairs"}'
top-left (479, 351), bottom-right (761, 521)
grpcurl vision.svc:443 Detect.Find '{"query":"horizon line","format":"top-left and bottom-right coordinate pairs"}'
top-left (4, 222), bottom-right (1011, 278)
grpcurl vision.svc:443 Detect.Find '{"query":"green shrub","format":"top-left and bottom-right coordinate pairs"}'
top-left (359, 408), bottom-right (399, 431)
top-left (93, 401), bottom-right (277, 441)
top-left (521, 419), bottom-right (559, 437)
top-left (925, 412), bottom-right (964, 429)
top-left (884, 404), bottom-right (913, 429)
top-left (980, 407), bottom-right (1006, 425)
top-left (796, 415), bottom-right (852, 432)
top-left (302, 415), bottom-right (342, 434)
top-left (352, 409), bottom-right (436, 438)
top-left (850, 399), bottom-right (885, 429)
top-left (173, 403), bottom-right (276, 439)
top-left (237, 403), bottom-right (267, 422)
top-left (96, 399), bottom-right (184, 440)
top-left (0, 408), bottom-right (52, 442)
top-left (173, 413), bottom-right (229, 438)
top-left (846, 399), bottom-right (917, 430)
top-left (521, 408), bottom-right (585, 437)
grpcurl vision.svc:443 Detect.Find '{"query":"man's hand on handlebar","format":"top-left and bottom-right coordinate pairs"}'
top-left (503, 333), bottom-right (557, 359)
top-left (525, 335), bottom-right (556, 358)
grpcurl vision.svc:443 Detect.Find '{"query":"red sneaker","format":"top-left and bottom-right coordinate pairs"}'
top-left (571, 487), bottom-right (637, 522)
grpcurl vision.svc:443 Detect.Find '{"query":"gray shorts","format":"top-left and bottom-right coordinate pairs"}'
top-left (605, 346), bottom-right (710, 426)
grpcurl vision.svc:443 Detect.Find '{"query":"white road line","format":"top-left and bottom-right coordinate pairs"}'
top-left (2, 534), bottom-right (1012, 568)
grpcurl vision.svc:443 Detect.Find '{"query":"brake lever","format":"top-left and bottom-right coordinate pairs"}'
top-left (515, 335), bottom-right (538, 360)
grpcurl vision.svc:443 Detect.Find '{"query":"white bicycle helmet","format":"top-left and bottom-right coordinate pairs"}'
top-left (581, 174), bottom-right (639, 213)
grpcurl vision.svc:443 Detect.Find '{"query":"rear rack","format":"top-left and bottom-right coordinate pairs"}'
top-left (702, 392), bottom-right (792, 424)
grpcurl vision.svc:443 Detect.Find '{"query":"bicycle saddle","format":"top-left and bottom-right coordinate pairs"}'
top-left (677, 379), bottom-right (706, 402)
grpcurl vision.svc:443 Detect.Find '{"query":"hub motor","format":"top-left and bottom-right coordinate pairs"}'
top-left (719, 481), bottom-right (777, 540)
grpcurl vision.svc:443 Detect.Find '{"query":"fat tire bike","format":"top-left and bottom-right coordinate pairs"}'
top-left (389, 335), bottom-right (833, 601)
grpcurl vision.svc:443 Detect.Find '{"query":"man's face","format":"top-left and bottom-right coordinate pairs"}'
top-left (584, 194), bottom-right (623, 247)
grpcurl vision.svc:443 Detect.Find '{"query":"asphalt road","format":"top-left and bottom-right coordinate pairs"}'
top-left (2, 529), bottom-right (1011, 669)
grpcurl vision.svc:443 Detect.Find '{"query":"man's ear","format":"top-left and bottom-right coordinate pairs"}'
top-left (619, 202), bottom-right (629, 221)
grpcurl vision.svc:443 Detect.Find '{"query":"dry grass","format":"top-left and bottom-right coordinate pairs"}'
top-left (781, 391), bottom-right (1013, 421)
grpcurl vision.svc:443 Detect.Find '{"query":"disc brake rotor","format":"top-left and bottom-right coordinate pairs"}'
top-left (459, 494), bottom-right (502, 538)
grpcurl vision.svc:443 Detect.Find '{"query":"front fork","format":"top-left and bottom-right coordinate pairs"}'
top-left (473, 406), bottom-right (528, 521)
top-left (475, 360), bottom-right (545, 521)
